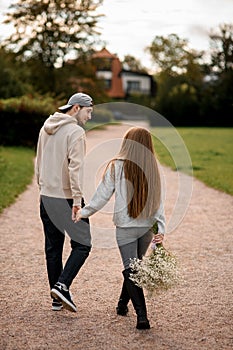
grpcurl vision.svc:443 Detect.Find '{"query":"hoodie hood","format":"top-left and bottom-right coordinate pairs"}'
top-left (44, 112), bottom-right (78, 135)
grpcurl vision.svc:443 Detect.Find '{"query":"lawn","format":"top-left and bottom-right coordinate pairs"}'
top-left (0, 147), bottom-right (35, 213)
top-left (0, 127), bottom-right (232, 214)
top-left (151, 127), bottom-right (233, 196)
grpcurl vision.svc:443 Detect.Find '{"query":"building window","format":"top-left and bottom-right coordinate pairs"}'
top-left (104, 79), bottom-right (112, 89)
top-left (127, 80), bottom-right (141, 92)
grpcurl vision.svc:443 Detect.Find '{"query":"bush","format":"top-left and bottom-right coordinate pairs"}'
top-left (0, 95), bottom-right (58, 147)
top-left (92, 106), bottom-right (113, 123)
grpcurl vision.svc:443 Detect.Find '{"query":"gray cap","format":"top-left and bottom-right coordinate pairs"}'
top-left (58, 92), bottom-right (93, 111)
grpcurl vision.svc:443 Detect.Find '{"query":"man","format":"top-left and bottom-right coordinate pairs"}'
top-left (35, 92), bottom-right (93, 312)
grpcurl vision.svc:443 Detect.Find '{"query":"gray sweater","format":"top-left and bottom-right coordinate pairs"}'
top-left (81, 160), bottom-right (165, 233)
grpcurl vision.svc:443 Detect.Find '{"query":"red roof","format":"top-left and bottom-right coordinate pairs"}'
top-left (92, 47), bottom-right (117, 59)
top-left (92, 48), bottom-right (125, 98)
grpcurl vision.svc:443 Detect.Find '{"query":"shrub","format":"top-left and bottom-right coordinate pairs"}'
top-left (0, 95), bottom-right (58, 147)
top-left (92, 106), bottom-right (113, 123)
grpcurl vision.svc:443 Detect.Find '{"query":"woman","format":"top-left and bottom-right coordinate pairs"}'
top-left (75, 127), bottom-right (165, 329)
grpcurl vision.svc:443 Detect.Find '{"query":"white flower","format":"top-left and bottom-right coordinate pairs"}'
top-left (129, 244), bottom-right (181, 296)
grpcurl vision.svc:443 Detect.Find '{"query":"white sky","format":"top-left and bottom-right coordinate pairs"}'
top-left (0, 0), bottom-right (233, 71)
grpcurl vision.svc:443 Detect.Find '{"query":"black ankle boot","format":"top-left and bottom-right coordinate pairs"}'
top-left (136, 315), bottom-right (150, 329)
top-left (122, 268), bottom-right (150, 329)
top-left (116, 302), bottom-right (129, 316)
top-left (116, 279), bottom-right (130, 316)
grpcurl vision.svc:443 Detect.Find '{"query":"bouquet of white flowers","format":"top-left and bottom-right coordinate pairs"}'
top-left (129, 223), bottom-right (181, 296)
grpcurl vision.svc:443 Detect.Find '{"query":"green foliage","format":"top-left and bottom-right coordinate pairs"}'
top-left (0, 147), bottom-right (35, 213)
top-left (147, 36), bottom-right (207, 126)
top-left (1, 1), bottom-right (106, 98)
top-left (2, 0), bottom-right (104, 68)
top-left (0, 19), bottom-right (232, 127)
top-left (92, 106), bottom-right (114, 123)
top-left (146, 33), bottom-right (203, 75)
top-left (54, 56), bottom-right (109, 102)
top-left (200, 70), bottom-right (233, 125)
top-left (0, 95), bottom-right (58, 146)
top-left (125, 94), bottom-right (156, 110)
top-left (122, 55), bottom-right (148, 73)
top-left (155, 76), bottom-right (201, 126)
top-left (202, 23), bottom-right (233, 124)
top-left (210, 23), bottom-right (233, 73)
top-left (147, 25), bottom-right (233, 126)
top-left (0, 49), bottom-right (30, 98)
top-left (151, 127), bottom-right (233, 195)
top-left (0, 51), bottom-right (108, 99)
top-left (0, 95), bottom-right (55, 114)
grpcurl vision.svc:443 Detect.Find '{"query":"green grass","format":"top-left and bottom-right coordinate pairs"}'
top-left (151, 127), bottom-right (233, 196)
top-left (0, 147), bottom-right (35, 213)
top-left (0, 127), bottom-right (232, 214)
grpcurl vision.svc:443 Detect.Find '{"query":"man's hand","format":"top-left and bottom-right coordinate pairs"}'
top-left (72, 205), bottom-right (81, 222)
top-left (74, 209), bottom-right (83, 223)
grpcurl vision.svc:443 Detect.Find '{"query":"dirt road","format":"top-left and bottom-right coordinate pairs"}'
top-left (1, 123), bottom-right (232, 350)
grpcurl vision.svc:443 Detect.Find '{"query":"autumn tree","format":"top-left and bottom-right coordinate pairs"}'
top-left (2, 0), bottom-right (104, 68)
top-left (1, 0), bottom-right (104, 94)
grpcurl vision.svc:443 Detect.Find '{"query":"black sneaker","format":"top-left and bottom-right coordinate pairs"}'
top-left (51, 283), bottom-right (77, 312)
top-left (52, 298), bottom-right (63, 311)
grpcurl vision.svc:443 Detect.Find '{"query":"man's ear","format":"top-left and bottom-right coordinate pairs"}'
top-left (74, 104), bottom-right (80, 112)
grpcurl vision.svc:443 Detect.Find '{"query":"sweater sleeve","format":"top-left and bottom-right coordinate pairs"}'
top-left (68, 130), bottom-right (86, 206)
top-left (154, 199), bottom-right (166, 234)
top-left (81, 166), bottom-right (115, 218)
top-left (35, 129), bottom-right (42, 187)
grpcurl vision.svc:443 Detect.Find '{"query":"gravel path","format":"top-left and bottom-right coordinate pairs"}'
top-left (1, 123), bottom-right (232, 350)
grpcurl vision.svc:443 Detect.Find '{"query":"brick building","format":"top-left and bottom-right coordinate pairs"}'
top-left (92, 48), bottom-right (156, 99)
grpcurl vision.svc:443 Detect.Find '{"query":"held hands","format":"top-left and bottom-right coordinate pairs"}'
top-left (72, 206), bottom-right (82, 223)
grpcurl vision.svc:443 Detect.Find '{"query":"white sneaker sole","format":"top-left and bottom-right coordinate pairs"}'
top-left (51, 289), bottom-right (77, 312)
top-left (52, 305), bottom-right (63, 311)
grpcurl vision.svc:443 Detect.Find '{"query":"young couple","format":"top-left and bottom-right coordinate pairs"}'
top-left (35, 92), bottom-right (165, 330)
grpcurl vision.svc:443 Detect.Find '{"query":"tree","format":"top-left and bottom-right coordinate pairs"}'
top-left (2, 0), bottom-right (104, 68)
top-left (122, 55), bottom-right (147, 73)
top-left (146, 34), bottom-right (205, 125)
top-left (0, 48), bottom-right (30, 98)
top-left (54, 55), bottom-right (109, 102)
top-left (146, 33), bottom-right (203, 75)
top-left (210, 23), bottom-right (233, 73)
top-left (146, 29), bottom-right (233, 126)
top-left (206, 23), bottom-right (233, 125)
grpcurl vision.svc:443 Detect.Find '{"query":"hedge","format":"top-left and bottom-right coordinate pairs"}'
top-left (0, 95), bottom-right (113, 147)
top-left (0, 95), bottom-right (57, 147)
top-left (92, 106), bottom-right (113, 123)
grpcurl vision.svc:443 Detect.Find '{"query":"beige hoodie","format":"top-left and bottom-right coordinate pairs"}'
top-left (35, 112), bottom-right (86, 206)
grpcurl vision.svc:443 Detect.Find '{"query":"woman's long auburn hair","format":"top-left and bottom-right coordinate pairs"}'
top-left (105, 127), bottom-right (161, 219)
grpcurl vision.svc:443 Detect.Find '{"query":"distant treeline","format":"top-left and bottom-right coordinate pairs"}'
top-left (0, 7), bottom-right (232, 132)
